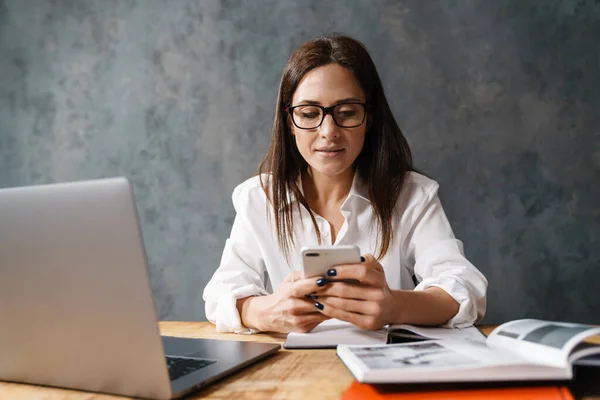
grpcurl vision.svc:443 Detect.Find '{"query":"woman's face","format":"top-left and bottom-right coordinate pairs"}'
top-left (289, 63), bottom-right (367, 179)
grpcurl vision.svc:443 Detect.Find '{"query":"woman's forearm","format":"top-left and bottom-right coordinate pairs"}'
top-left (236, 296), bottom-right (268, 331)
top-left (388, 287), bottom-right (460, 326)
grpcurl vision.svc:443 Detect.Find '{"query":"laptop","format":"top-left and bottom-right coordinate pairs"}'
top-left (0, 177), bottom-right (280, 399)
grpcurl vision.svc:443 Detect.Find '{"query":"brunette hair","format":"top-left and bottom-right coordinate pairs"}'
top-left (259, 34), bottom-right (414, 260)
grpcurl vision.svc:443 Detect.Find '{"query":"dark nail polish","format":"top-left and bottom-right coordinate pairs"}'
top-left (360, 256), bottom-right (366, 262)
top-left (326, 269), bottom-right (337, 277)
top-left (315, 302), bottom-right (324, 310)
top-left (316, 278), bottom-right (329, 287)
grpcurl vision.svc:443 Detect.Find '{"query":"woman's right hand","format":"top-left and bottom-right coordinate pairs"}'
top-left (237, 271), bottom-right (330, 333)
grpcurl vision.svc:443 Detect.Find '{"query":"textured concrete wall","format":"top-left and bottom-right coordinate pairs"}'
top-left (1, 0), bottom-right (598, 323)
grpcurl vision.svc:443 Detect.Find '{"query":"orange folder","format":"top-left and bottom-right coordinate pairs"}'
top-left (342, 381), bottom-right (574, 400)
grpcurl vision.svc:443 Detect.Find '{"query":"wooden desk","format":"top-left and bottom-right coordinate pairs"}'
top-left (0, 322), bottom-right (596, 399)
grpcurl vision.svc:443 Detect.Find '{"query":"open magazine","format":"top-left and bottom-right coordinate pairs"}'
top-left (283, 318), bottom-right (486, 349)
top-left (336, 319), bottom-right (600, 384)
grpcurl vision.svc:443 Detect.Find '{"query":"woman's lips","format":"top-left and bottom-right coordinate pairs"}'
top-left (315, 148), bottom-right (345, 158)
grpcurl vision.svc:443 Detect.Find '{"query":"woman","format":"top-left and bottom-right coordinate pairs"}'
top-left (203, 34), bottom-right (487, 334)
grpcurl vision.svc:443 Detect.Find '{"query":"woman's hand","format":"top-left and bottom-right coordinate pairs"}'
top-left (238, 271), bottom-right (330, 333)
top-left (311, 254), bottom-right (395, 330)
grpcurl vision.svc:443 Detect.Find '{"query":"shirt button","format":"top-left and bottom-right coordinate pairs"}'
top-left (322, 231), bottom-right (329, 237)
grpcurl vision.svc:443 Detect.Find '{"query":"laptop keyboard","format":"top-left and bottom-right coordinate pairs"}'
top-left (166, 356), bottom-right (217, 381)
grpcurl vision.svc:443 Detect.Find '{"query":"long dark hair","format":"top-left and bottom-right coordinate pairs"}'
top-left (259, 34), bottom-right (415, 260)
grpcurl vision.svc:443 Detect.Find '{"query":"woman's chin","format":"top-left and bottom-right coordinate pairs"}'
top-left (308, 162), bottom-right (354, 178)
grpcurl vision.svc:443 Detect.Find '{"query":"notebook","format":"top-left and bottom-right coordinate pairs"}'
top-left (283, 319), bottom-right (486, 349)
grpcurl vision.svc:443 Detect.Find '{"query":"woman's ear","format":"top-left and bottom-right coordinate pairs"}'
top-left (286, 115), bottom-right (295, 136)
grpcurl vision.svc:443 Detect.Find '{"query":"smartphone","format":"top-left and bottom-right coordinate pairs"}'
top-left (301, 245), bottom-right (361, 278)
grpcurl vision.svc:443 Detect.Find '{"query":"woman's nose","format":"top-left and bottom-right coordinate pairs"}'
top-left (319, 114), bottom-right (340, 139)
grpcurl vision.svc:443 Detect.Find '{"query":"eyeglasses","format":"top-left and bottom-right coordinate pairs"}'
top-left (286, 102), bottom-right (367, 130)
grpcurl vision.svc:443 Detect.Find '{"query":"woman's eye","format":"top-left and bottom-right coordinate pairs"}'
top-left (338, 110), bottom-right (357, 117)
top-left (301, 112), bottom-right (320, 119)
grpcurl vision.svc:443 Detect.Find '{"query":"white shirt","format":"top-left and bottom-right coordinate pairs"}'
top-left (203, 172), bottom-right (488, 333)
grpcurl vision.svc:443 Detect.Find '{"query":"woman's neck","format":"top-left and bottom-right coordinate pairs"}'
top-left (302, 167), bottom-right (355, 208)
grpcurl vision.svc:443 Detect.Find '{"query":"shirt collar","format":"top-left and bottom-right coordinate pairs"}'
top-left (348, 170), bottom-right (370, 202)
top-left (284, 170), bottom-right (370, 207)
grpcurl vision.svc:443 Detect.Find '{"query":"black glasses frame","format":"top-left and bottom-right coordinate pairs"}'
top-left (285, 102), bottom-right (367, 130)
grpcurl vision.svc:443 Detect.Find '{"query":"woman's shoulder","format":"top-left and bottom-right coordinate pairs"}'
top-left (231, 174), bottom-right (270, 212)
top-left (397, 171), bottom-right (440, 209)
top-left (404, 171), bottom-right (439, 194)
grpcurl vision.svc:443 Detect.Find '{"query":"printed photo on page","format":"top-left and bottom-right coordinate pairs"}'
top-left (351, 341), bottom-right (481, 370)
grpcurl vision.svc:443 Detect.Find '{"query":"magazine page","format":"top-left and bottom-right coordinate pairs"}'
top-left (283, 319), bottom-right (388, 348)
top-left (363, 339), bottom-right (531, 369)
top-left (570, 342), bottom-right (600, 366)
top-left (337, 339), bottom-right (569, 383)
top-left (486, 319), bottom-right (600, 368)
top-left (388, 324), bottom-right (487, 343)
top-left (285, 319), bottom-right (487, 348)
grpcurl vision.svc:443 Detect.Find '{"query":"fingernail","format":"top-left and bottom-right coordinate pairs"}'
top-left (315, 302), bottom-right (324, 310)
top-left (360, 256), bottom-right (366, 262)
top-left (305, 293), bottom-right (319, 300)
top-left (326, 269), bottom-right (337, 277)
top-left (316, 278), bottom-right (329, 287)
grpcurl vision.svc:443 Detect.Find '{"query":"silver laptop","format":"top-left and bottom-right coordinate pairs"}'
top-left (0, 177), bottom-right (280, 399)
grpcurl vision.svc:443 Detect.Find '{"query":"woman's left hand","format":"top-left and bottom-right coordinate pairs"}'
top-left (312, 254), bottom-right (395, 330)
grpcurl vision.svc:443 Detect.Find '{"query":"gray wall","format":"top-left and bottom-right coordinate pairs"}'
top-left (1, 0), bottom-right (598, 323)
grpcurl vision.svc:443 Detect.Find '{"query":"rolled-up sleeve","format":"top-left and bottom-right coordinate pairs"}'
top-left (405, 184), bottom-right (488, 328)
top-left (202, 185), bottom-right (269, 333)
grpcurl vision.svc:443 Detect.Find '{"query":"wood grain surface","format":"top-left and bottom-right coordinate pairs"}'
top-left (0, 322), bottom-right (596, 399)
